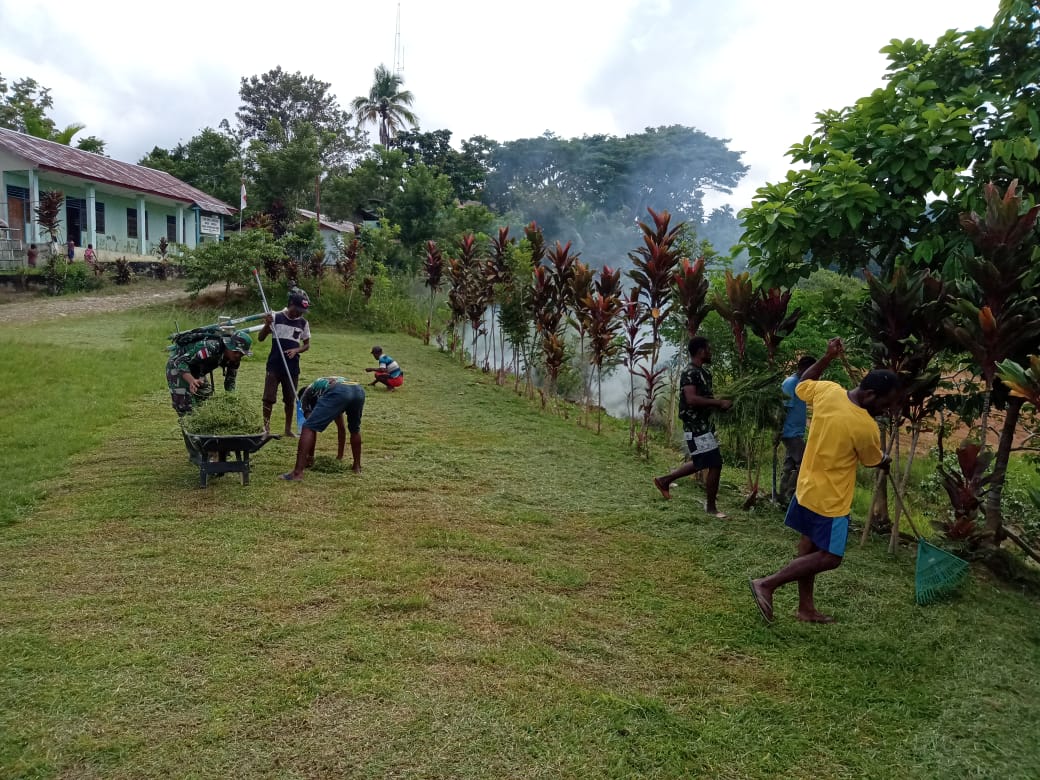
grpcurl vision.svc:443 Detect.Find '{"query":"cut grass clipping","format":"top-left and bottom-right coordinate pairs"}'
top-left (180, 393), bottom-right (264, 435)
top-left (310, 455), bottom-right (348, 473)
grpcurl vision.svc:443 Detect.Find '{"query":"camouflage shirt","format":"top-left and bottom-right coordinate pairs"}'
top-left (678, 363), bottom-right (714, 436)
top-left (168, 337), bottom-right (239, 391)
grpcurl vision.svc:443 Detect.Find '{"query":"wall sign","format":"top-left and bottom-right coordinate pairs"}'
top-left (199, 215), bottom-right (220, 236)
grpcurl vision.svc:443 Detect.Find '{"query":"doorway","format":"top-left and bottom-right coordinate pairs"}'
top-left (66, 198), bottom-right (85, 246)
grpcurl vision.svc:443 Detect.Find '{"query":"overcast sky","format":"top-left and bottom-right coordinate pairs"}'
top-left (1, 0), bottom-right (998, 213)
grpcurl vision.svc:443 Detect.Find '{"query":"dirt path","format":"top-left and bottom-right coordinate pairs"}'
top-left (0, 284), bottom-right (224, 325)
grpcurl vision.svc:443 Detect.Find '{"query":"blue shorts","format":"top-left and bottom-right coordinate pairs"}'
top-left (303, 383), bottom-right (365, 434)
top-left (784, 497), bottom-right (849, 557)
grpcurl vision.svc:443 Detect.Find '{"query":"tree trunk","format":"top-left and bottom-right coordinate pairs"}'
top-left (984, 396), bottom-right (1023, 544)
top-left (597, 367), bottom-right (603, 434)
top-left (865, 424), bottom-right (892, 543)
top-left (888, 430), bottom-right (902, 555)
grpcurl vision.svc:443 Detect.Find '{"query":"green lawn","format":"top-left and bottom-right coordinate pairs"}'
top-left (1, 306), bottom-right (1038, 779)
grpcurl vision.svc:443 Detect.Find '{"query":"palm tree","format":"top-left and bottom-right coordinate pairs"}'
top-left (351, 64), bottom-right (418, 147)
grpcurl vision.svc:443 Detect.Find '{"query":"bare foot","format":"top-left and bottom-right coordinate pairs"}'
top-left (283, 431), bottom-right (297, 439)
top-left (796, 610), bottom-right (836, 624)
top-left (749, 578), bottom-right (774, 624)
top-left (653, 477), bottom-right (671, 500)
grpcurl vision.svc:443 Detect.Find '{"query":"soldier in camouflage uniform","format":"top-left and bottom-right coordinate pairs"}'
top-left (166, 330), bottom-right (253, 416)
top-left (652, 336), bottom-right (733, 517)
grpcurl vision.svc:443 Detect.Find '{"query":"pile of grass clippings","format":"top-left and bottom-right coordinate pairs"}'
top-left (309, 455), bottom-right (348, 473)
top-left (715, 370), bottom-right (785, 431)
top-left (180, 393), bottom-right (264, 435)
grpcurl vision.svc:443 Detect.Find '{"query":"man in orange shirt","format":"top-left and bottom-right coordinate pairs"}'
top-left (750, 338), bottom-right (900, 624)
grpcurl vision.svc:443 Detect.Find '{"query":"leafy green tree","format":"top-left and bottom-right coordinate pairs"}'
top-left (394, 129), bottom-right (493, 201)
top-left (0, 73), bottom-right (105, 152)
top-left (0, 75), bottom-right (53, 134)
top-left (739, 2), bottom-right (1040, 286)
top-left (321, 147), bottom-right (408, 221)
top-left (384, 163), bottom-right (454, 253)
top-left (357, 222), bottom-right (410, 274)
top-left (351, 64), bottom-right (419, 148)
top-left (139, 127), bottom-right (242, 206)
top-left (247, 121), bottom-right (322, 223)
top-left (280, 219), bottom-right (323, 267)
top-left (75, 135), bottom-right (107, 155)
top-left (236, 66), bottom-right (360, 169)
top-left (183, 229), bottom-right (285, 298)
top-left (444, 203), bottom-right (496, 247)
top-left (484, 126), bottom-right (746, 263)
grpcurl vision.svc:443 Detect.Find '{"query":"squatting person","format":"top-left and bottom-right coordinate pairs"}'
top-left (365, 345), bottom-right (404, 391)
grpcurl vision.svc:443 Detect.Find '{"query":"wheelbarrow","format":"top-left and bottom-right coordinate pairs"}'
top-left (181, 430), bottom-right (279, 487)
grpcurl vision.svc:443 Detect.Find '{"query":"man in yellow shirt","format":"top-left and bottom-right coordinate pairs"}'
top-left (750, 338), bottom-right (899, 624)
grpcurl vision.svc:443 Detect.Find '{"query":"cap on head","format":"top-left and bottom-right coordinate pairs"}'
top-left (223, 330), bottom-right (253, 356)
top-left (288, 287), bottom-right (310, 311)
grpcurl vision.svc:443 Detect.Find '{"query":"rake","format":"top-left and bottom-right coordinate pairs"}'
top-left (887, 472), bottom-right (970, 605)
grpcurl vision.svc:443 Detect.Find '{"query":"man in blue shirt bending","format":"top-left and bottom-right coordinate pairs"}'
top-left (778, 355), bottom-right (817, 504)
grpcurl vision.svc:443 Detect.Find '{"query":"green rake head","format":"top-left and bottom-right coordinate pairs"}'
top-left (915, 539), bottom-right (970, 605)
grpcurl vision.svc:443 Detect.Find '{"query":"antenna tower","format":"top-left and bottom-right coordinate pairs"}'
top-left (393, 4), bottom-right (404, 76)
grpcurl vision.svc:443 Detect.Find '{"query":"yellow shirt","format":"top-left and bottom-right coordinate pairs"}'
top-left (795, 380), bottom-right (883, 517)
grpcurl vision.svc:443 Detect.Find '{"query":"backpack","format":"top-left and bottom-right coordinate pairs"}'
top-left (167, 325), bottom-right (223, 353)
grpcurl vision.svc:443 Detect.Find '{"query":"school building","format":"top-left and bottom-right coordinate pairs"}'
top-left (0, 127), bottom-right (235, 267)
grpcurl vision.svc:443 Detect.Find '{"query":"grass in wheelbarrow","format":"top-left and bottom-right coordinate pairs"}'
top-left (181, 393), bottom-right (264, 435)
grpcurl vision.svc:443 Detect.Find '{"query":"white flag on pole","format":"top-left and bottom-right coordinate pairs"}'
top-left (240, 181), bottom-right (247, 210)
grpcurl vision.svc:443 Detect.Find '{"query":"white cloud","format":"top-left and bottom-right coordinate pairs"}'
top-left (0, 0), bottom-right (999, 212)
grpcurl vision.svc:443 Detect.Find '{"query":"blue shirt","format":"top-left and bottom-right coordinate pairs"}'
top-left (378, 354), bottom-right (403, 379)
top-left (781, 373), bottom-right (807, 438)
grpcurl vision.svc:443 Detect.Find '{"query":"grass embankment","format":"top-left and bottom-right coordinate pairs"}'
top-left (1, 305), bottom-right (1038, 779)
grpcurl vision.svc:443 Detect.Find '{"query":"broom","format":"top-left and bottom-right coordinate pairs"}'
top-left (887, 471), bottom-right (970, 605)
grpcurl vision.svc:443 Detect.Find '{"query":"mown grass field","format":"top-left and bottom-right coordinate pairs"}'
top-left (1, 301), bottom-right (1038, 779)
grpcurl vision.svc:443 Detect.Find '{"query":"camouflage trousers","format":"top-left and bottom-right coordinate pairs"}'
top-left (166, 363), bottom-right (212, 417)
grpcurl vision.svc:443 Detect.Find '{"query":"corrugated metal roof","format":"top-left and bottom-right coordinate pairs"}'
top-left (297, 208), bottom-right (356, 234)
top-left (0, 127), bottom-right (235, 216)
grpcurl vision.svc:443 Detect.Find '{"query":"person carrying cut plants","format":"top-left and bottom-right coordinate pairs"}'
top-left (258, 287), bottom-right (311, 436)
top-left (365, 345), bottom-right (404, 391)
top-left (750, 338), bottom-right (899, 625)
top-left (778, 355), bottom-right (818, 504)
top-left (166, 330), bottom-right (253, 417)
top-left (280, 376), bottom-right (365, 481)
top-left (652, 336), bottom-right (733, 518)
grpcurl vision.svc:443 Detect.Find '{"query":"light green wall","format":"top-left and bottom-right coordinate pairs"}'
top-left (2, 171), bottom-right (216, 254)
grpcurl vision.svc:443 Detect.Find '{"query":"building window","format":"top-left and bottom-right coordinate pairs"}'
top-left (167, 215), bottom-right (176, 241)
top-left (95, 202), bottom-right (105, 233)
top-left (145, 211), bottom-right (149, 241)
top-left (127, 208), bottom-right (138, 239)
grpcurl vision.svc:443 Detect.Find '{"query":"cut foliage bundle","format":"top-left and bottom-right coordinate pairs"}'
top-left (180, 393), bottom-right (264, 436)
